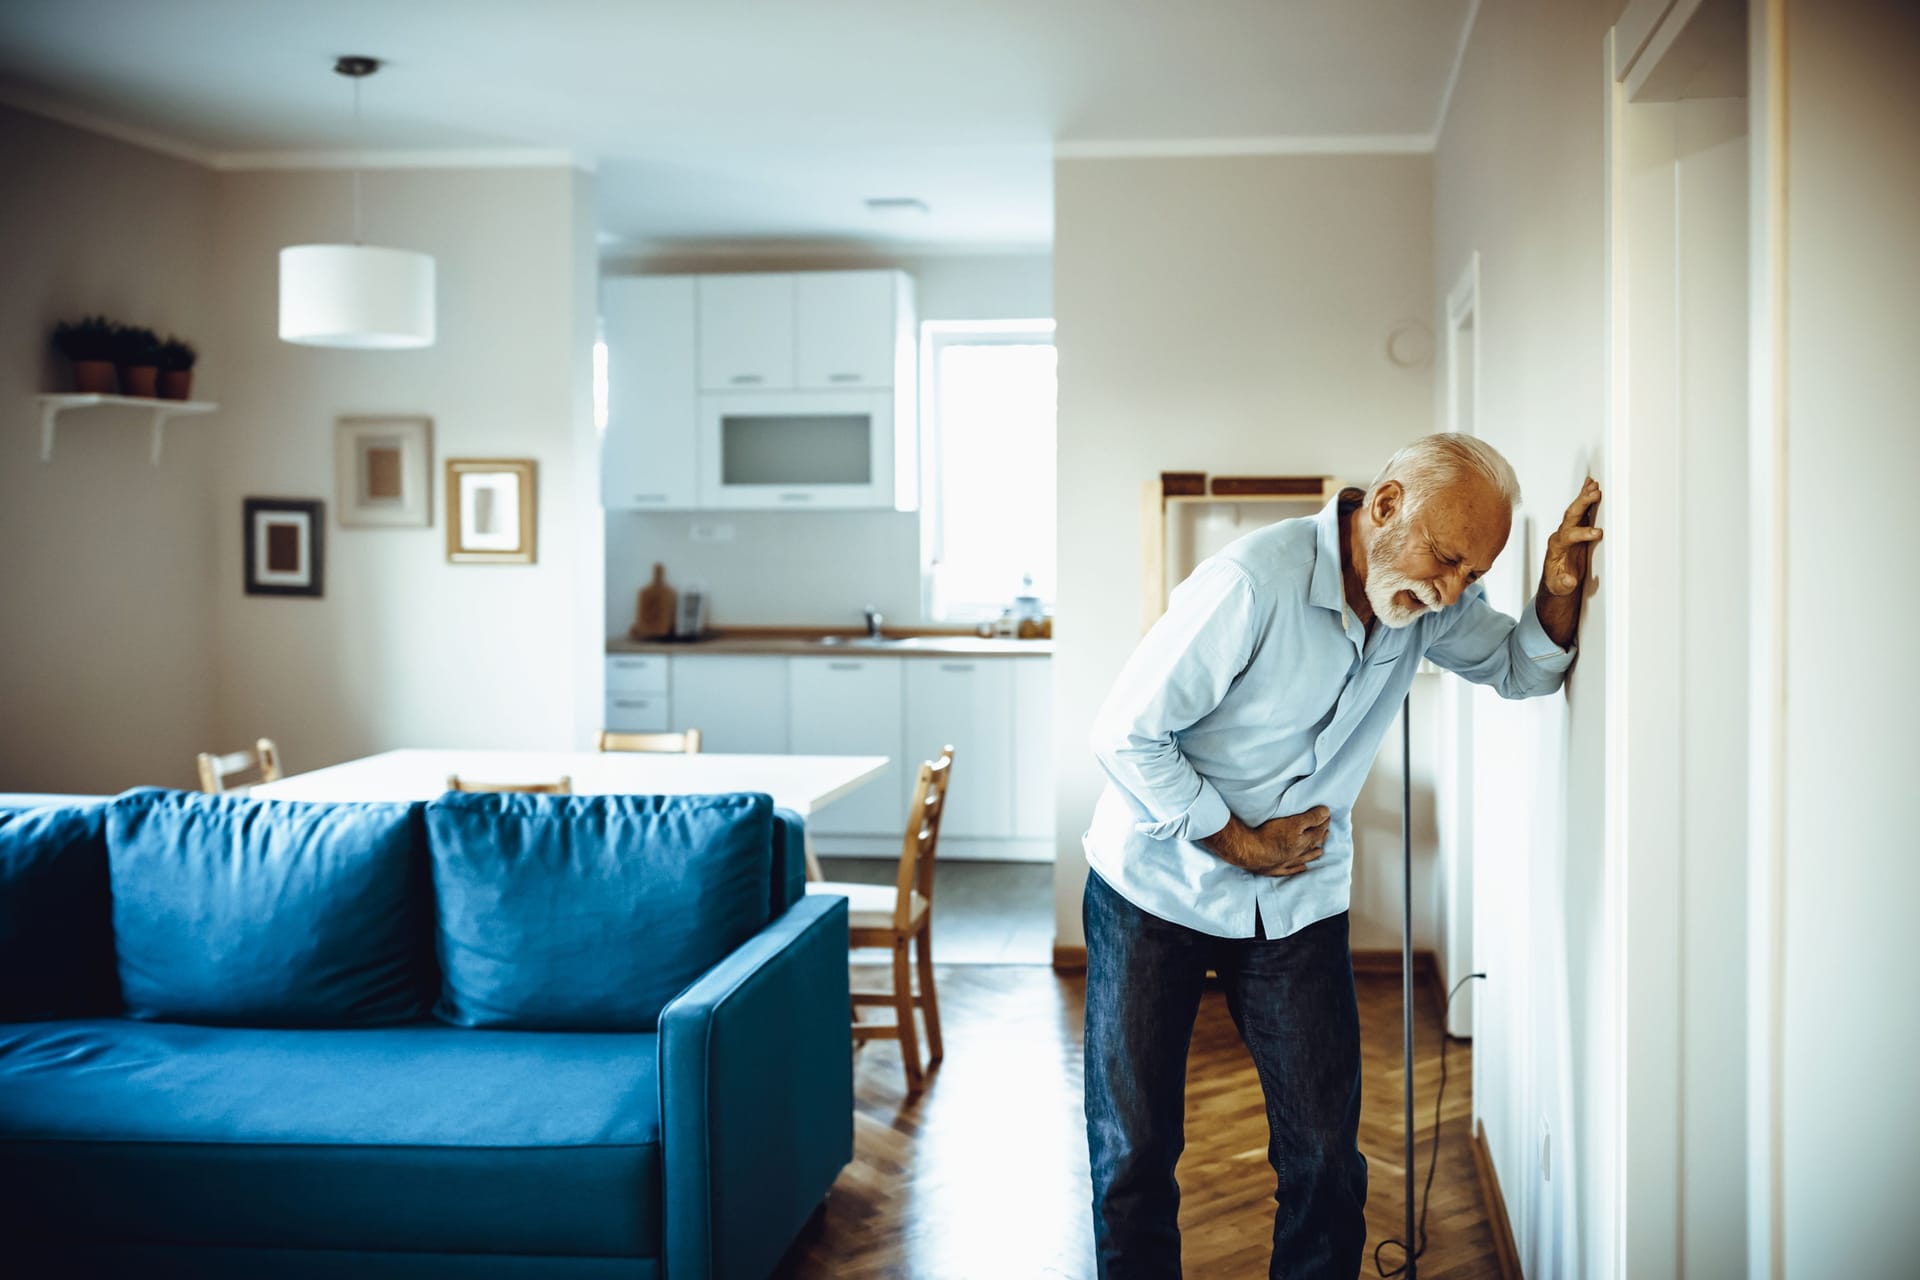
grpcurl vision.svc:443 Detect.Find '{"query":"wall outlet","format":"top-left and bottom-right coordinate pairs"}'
top-left (689, 522), bottom-right (736, 544)
top-left (1540, 1115), bottom-right (1552, 1182)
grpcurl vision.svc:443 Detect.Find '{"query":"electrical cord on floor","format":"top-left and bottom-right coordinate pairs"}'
top-left (1373, 971), bottom-right (1489, 1279)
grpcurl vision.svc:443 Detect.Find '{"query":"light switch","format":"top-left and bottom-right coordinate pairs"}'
top-left (690, 522), bottom-right (736, 544)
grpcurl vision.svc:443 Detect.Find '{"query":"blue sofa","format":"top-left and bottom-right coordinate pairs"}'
top-left (0, 787), bottom-right (852, 1279)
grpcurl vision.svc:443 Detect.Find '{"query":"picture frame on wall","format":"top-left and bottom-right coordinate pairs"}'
top-left (336, 416), bottom-right (432, 527)
top-left (243, 498), bottom-right (325, 597)
top-left (446, 458), bottom-right (537, 564)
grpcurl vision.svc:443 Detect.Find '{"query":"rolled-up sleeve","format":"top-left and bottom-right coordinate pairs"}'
top-left (1423, 583), bottom-right (1575, 698)
top-left (1088, 558), bottom-right (1255, 843)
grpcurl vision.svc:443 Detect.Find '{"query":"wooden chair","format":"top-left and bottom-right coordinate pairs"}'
top-left (445, 775), bottom-right (572, 795)
top-left (596, 729), bottom-right (702, 754)
top-left (807, 746), bottom-right (954, 1094)
top-left (197, 738), bottom-right (281, 795)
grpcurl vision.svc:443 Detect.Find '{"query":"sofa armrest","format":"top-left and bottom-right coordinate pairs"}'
top-left (658, 894), bottom-right (852, 1280)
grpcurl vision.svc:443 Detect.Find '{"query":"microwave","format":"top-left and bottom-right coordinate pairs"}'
top-left (696, 389), bottom-right (914, 511)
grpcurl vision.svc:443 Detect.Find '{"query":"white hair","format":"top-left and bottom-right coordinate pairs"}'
top-left (1368, 433), bottom-right (1521, 514)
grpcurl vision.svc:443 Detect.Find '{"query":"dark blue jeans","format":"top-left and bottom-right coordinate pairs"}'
top-left (1083, 870), bottom-right (1367, 1279)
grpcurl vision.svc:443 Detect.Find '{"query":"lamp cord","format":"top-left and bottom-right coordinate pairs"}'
top-left (351, 74), bottom-right (363, 245)
top-left (1373, 970), bottom-right (1489, 1278)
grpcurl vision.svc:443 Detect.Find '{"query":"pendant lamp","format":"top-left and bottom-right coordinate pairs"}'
top-left (279, 56), bottom-right (436, 349)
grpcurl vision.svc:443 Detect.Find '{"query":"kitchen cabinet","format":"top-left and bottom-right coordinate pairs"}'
top-left (601, 278), bottom-right (698, 510)
top-left (669, 655), bottom-right (790, 754)
top-left (788, 657), bottom-right (906, 836)
top-left (698, 275), bottom-right (795, 391)
top-left (905, 658), bottom-right (1015, 839)
top-left (1010, 658), bottom-right (1054, 840)
top-left (796, 271), bottom-right (902, 390)
top-left (605, 655), bottom-right (671, 733)
top-left (697, 390), bottom-right (897, 510)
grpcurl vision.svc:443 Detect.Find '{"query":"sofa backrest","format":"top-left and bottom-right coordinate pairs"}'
top-left (108, 788), bottom-right (433, 1028)
top-left (0, 787), bottom-right (807, 1033)
top-left (426, 790), bottom-right (778, 1031)
top-left (0, 800), bottom-right (119, 1020)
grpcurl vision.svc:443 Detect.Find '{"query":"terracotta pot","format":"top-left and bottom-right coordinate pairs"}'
top-left (71, 360), bottom-right (117, 394)
top-left (119, 365), bottom-right (158, 398)
top-left (159, 369), bottom-right (194, 401)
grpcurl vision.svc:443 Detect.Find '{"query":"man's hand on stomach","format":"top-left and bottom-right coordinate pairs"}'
top-left (1201, 806), bottom-right (1331, 877)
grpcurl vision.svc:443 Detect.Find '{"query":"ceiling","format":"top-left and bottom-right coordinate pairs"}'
top-left (0, 0), bottom-right (1476, 253)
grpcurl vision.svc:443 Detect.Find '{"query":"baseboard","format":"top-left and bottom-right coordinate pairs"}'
top-left (1051, 943), bottom-right (1087, 973)
top-left (1470, 1120), bottom-right (1524, 1280)
top-left (1349, 947), bottom-right (1449, 1023)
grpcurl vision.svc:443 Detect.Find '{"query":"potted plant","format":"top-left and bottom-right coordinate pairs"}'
top-left (50, 316), bottom-right (119, 394)
top-left (114, 324), bottom-right (162, 398)
top-left (157, 336), bottom-right (198, 401)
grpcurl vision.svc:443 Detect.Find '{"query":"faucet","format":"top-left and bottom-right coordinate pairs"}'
top-left (863, 605), bottom-right (884, 639)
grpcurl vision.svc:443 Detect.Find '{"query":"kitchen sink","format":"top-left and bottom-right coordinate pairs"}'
top-left (811, 635), bottom-right (1028, 652)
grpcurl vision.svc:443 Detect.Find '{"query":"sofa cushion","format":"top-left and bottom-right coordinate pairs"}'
top-left (107, 789), bottom-right (429, 1027)
top-left (0, 803), bottom-right (118, 1019)
top-left (427, 791), bottom-right (774, 1030)
top-left (0, 1019), bottom-right (662, 1259)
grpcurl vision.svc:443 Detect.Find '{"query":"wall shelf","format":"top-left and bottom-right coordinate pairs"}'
top-left (1141, 472), bottom-right (1335, 631)
top-left (35, 394), bottom-right (218, 466)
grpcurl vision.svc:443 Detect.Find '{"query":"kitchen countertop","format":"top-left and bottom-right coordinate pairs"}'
top-left (607, 633), bottom-right (1054, 659)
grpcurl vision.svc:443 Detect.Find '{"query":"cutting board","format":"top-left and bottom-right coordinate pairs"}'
top-left (634, 563), bottom-right (677, 639)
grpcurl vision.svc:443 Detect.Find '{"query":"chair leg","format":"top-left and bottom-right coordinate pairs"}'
top-left (915, 924), bottom-right (944, 1066)
top-left (891, 939), bottom-right (924, 1094)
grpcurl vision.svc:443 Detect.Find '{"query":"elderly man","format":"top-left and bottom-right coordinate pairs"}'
top-left (1083, 433), bottom-right (1602, 1278)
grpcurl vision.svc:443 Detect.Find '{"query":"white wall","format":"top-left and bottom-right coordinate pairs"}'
top-left (208, 164), bottom-right (600, 769)
top-left (0, 106), bottom-right (217, 792)
top-left (1768, 1), bottom-right (1920, 1271)
top-left (1432, 2), bottom-right (1626, 1275)
top-left (1051, 153), bottom-right (1437, 952)
top-left (601, 249), bottom-right (1052, 633)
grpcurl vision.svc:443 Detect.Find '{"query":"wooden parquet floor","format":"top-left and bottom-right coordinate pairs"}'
top-left (780, 964), bottom-right (1500, 1280)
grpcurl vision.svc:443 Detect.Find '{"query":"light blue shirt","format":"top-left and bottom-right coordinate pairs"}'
top-left (1084, 491), bottom-right (1575, 940)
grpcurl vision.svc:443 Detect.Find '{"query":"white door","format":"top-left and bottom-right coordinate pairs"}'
top-left (1010, 658), bottom-right (1054, 841)
top-left (796, 271), bottom-right (898, 389)
top-left (698, 274), bottom-right (795, 391)
top-left (788, 657), bottom-right (905, 836)
top-left (601, 277), bottom-right (698, 510)
top-left (669, 656), bottom-right (790, 754)
top-left (905, 659), bottom-right (1013, 838)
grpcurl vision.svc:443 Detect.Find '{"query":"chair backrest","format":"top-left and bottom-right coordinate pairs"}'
top-left (597, 729), bottom-right (703, 755)
top-left (891, 746), bottom-right (955, 931)
top-left (196, 738), bottom-right (281, 795)
top-left (445, 774), bottom-right (573, 795)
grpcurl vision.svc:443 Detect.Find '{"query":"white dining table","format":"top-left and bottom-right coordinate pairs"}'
top-left (250, 748), bottom-right (889, 879)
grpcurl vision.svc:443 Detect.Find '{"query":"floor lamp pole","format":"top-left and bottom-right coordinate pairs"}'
top-left (1402, 693), bottom-right (1417, 1278)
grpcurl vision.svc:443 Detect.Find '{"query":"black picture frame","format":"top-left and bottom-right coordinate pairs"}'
top-left (243, 498), bottom-right (325, 598)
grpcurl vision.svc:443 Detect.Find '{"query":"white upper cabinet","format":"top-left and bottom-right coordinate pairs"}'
top-left (698, 274), bottom-right (796, 391)
top-left (788, 657), bottom-right (906, 836)
top-left (603, 269), bottom-right (916, 511)
top-left (602, 277), bottom-right (698, 510)
top-left (795, 271), bottom-right (902, 390)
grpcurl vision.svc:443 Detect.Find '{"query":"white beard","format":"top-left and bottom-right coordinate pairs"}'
top-left (1365, 515), bottom-right (1446, 629)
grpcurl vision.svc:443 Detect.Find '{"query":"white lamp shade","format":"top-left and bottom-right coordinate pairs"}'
top-left (279, 244), bottom-right (436, 349)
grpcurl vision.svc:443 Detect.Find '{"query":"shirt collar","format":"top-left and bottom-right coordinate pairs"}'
top-left (1309, 488), bottom-right (1364, 617)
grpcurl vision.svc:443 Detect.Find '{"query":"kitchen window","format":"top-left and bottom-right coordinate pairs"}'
top-left (920, 320), bottom-right (1057, 622)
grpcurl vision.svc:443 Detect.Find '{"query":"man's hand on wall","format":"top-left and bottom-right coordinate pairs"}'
top-left (1535, 477), bottom-right (1604, 650)
top-left (1202, 806), bottom-right (1331, 877)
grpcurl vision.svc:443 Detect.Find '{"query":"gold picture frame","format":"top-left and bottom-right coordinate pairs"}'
top-left (445, 458), bottom-right (537, 564)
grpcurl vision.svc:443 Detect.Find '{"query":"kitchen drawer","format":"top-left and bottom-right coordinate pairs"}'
top-left (606, 654), bottom-right (670, 694)
top-left (605, 692), bottom-right (671, 733)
